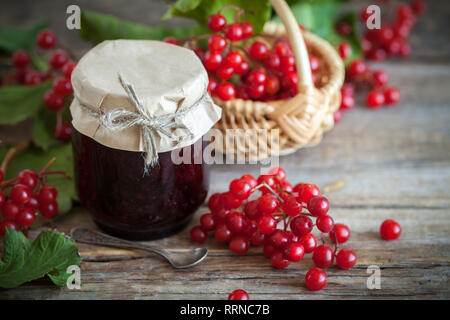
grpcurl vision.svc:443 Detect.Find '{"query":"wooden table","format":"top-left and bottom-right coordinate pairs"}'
top-left (1, 0), bottom-right (449, 300)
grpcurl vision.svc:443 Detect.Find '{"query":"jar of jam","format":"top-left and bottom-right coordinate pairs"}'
top-left (69, 40), bottom-right (221, 240)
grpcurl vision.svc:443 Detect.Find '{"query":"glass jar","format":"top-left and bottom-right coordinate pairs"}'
top-left (72, 128), bottom-right (209, 240)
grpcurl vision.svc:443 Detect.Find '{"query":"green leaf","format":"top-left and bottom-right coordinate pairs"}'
top-left (31, 108), bottom-right (61, 150)
top-left (0, 143), bottom-right (76, 213)
top-left (0, 22), bottom-right (47, 53)
top-left (0, 229), bottom-right (82, 288)
top-left (164, 0), bottom-right (272, 34)
top-left (334, 12), bottom-right (362, 61)
top-left (0, 81), bottom-right (51, 125)
top-left (79, 10), bottom-right (205, 45)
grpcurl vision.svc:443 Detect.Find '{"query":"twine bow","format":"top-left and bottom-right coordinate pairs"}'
top-left (96, 73), bottom-right (205, 168)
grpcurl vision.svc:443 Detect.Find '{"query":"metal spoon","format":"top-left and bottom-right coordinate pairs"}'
top-left (70, 227), bottom-right (208, 269)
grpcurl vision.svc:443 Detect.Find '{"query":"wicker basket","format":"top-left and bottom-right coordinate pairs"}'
top-left (213, 0), bottom-right (345, 160)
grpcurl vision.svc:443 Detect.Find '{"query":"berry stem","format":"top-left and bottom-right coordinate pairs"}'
top-left (0, 140), bottom-right (30, 175)
top-left (40, 171), bottom-right (72, 180)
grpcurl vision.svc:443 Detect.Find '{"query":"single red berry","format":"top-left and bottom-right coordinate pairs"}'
top-left (257, 214), bottom-right (277, 235)
top-left (270, 250), bottom-right (290, 269)
top-left (284, 242), bottom-right (305, 262)
top-left (17, 169), bottom-right (38, 190)
top-left (53, 77), bottom-right (73, 96)
top-left (229, 179), bottom-right (252, 200)
top-left (265, 53), bottom-right (281, 70)
top-left (229, 235), bottom-right (250, 255)
top-left (394, 23), bottom-right (411, 39)
top-left (241, 21), bottom-right (254, 38)
top-left (228, 289), bottom-right (249, 300)
top-left (54, 122), bottom-right (72, 141)
top-left (10, 184), bottom-right (32, 205)
top-left (368, 48), bottom-right (387, 61)
top-left (215, 223), bottom-right (232, 243)
top-left (49, 50), bottom-right (68, 70)
top-left (336, 22), bottom-right (352, 36)
top-left (330, 223), bottom-right (350, 244)
top-left (235, 60), bottom-right (250, 76)
top-left (300, 233), bottom-right (317, 253)
top-left (39, 201), bottom-right (58, 217)
top-left (384, 86), bottom-right (401, 105)
top-left (0, 192), bottom-right (4, 207)
top-left (359, 6), bottom-right (371, 22)
top-left (341, 83), bottom-right (354, 96)
top-left (190, 225), bottom-right (207, 243)
top-left (316, 215), bottom-right (334, 233)
top-left (309, 56), bottom-right (319, 73)
top-left (280, 55), bottom-right (295, 73)
top-left (333, 110), bottom-right (342, 123)
top-left (281, 196), bottom-right (301, 217)
top-left (244, 200), bottom-right (261, 220)
top-left (226, 211), bottom-right (246, 233)
top-left (378, 26), bottom-right (394, 44)
top-left (249, 41), bottom-right (269, 60)
top-left (224, 51), bottom-right (243, 69)
top-left (43, 90), bottom-right (64, 111)
top-left (281, 71), bottom-right (298, 92)
top-left (256, 174), bottom-right (276, 194)
top-left (366, 90), bottom-right (385, 108)
top-left (163, 37), bottom-right (178, 45)
top-left (294, 183), bottom-right (320, 204)
top-left (62, 61), bottom-right (77, 79)
top-left (340, 94), bottom-right (355, 110)
top-left (208, 193), bottom-right (223, 213)
top-left (216, 64), bottom-right (234, 80)
top-left (336, 248), bottom-right (357, 269)
top-left (203, 51), bottom-right (222, 71)
top-left (38, 185), bottom-right (58, 204)
top-left (221, 191), bottom-right (242, 210)
top-left (338, 42), bottom-right (352, 60)
top-left (24, 71), bottom-right (42, 86)
top-left (1, 201), bottom-right (20, 219)
top-left (26, 193), bottom-right (39, 210)
top-left (307, 196), bottom-right (329, 217)
top-left (411, 0), bottom-right (427, 15)
top-left (208, 78), bottom-right (218, 94)
top-left (380, 219), bottom-right (401, 240)
top-left (386, 38), bottom-right (402, 55)
top-left (399, 42), bottom-right (412, 57)
top-left (225, 23), bottom-right (243, 41)
top-left (200, 213), bottom-right (215, 231)
top-left (36, 29), bottom-right (56, 49)
top-left (0, 220), bottom-right (19, 237)
top-left (267, 166), bottom-right (286, 181)
top-left (372, 70), bottom-right (389, 87)
top-left (305, 268), bottom-right (327, 291)
top-left (268, 230), bottom-right (290, 249)
top-left (274, 42), bottom-right (292, 57)
top-left (257, 195), bottom-right (280, 215)
top-left (290, 215), bottom-right (313, 236)
top-left (397, 4), bottom-right (414, 22)
top-left (208, 34), bottom-right (227, 52)
top-left (241, 174), bottom-right (257, 188)
top-left (12, 50), bottom-right (30, 69)
top-left (207, 14), bottom-right (226, 32)
top-left (246, 70), bottom-right (267, 85)
top-left (16, 207), bottom-right (36, 228)
top-left (312, 244), bottom-right (334, 268)
top-left (347, 59), bottom-right (368, 78)
top-left (247, 83), bottom-right (265, 100)
top-left (250, 231), bottom-right (265, 246)
top-left (216, 82), bottom-right (235, 101)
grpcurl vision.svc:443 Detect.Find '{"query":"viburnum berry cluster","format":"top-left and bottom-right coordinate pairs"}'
top-left (7, 29), bottom-right (76, 142)
top-left (190, 167), bottom-right (357, 291)
top-left (0, 157), bottom-right (70, 237)
top-left (164, 6), bottom-right (320, 102)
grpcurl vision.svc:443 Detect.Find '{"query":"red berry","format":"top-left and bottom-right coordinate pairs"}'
top-left (203, 51), bottom-right (222, 71)
top-left (372, 70), bottom-right (389, 87)
top-left (280, 55), bottom-right (295, 73)
top-left (225, 23), bottom-right (243, 41)
top-left (235, 60), bottom-right (250, 76)
top-left (368, 48), bottom-right (387, 61)
top-left (241, 21), bottom-right (254, 38)
top-left (263, 243), bottom-right (276, 258)
top-left (378, 26), bottom-right (394, 44)
top-left (246, 70), bottom-right (267, 85)
top-left (347, 59), bottom-right (368, 78)
top-left (12, 50), bottom-right (30, 69)
top-left (241, 174), bottom-right (257, 188)
top-left (305, 268), bottom-right (327, 291)
top-left (62, 61), bottom-right (77, 79)
top-left (200, 213), bottom-right (215, 231)
top-left (247, 84), bottom-right (265, 100)
top-left (215, 223), bottom-right (232, 243)
top-left (229, 179), bottom-right (252, 200)
top-left (411, 0), bottom-right (427, 15)
top-left (190, 225), bottom-right (207, 243)
top-left (54, 122), bottom-right (72, 141)
top-left (228, 289), bottom-right (249, 300)
top-left (290, 215), bottom-right (313, 236)
top-left (229, 235), bottom-right (250, 255)
top-left (359, 6), bottom-right (371, 22)
top-left (1, 201), bottom-right (20, 219)
top-left (330, 223), bottom-right (350, 244)
top-left (281, 71), bottom-right (298, 92)
top-left (224, 51), bottom-right (243, 69)
top-left (26, 193), bottom-right (40, 210)
top-left (307, 196), bottom-right (329, 217)
top-left (340, 94), bottom-right (354, 110)
top-left (24, 71), bottom-right (42, 86)
top-left (256, 174), bottom-right (276, 194)
top-left (216, 82), bottom-right (235, 101)
top-left (244, 200), bottom-right (261, 220)
top-left (10, 184), bottom-right (31, 205)
top-left (281, 196), bottom-right (301, 217)
top-left (226, 211), bottom-right (246, 233)
top-left (208, 34), bottom-right (227, 52)
top-left (386, 38), bottom-right (402, 55)
top-left (309, 56), bottom-right (319, 73)
top-left (338, 42), bottom-right (352, 60)
top-left (39, 201), bottom-right (58, 217)
top-left (270, 250), bottom-right (290, 269)
top-left (257, 214), bottom-right (277, 235)
top-left (380, 219), bottom-right (401, 240)
top-left (0, 220), bottom-right (19, 237)
top-left (384, 86), bottom-right (401, 105)
top-left (43, 90), bottom-right (64, 111)
top-left (366, 90), bottom-right (385, 108)
top-left (316, 215), bottom-right (334, 233)
top-left (397, 4), bottom-right (414, 22)
top-left (267, 166), bottom-right (286, 181)
top-left (312, 244), bottom-right (334, 268)
top-left (250, 231), bottom-right (265, 246)
top-left (300, 233), bottom-right (317, 253)
top-left (399, 42), bottom-right (412, 57)
top-left (294, 183), bottom-right (320, 204)
top-left (49, 50), bottom-right (68, 70)
top-left (216, 65), bottom-right (234, 80)
top-left (208, 193), bottom-right (223, 213)
top-left (207, 14), bottom-right (226, 32)
top-left (249, 41), bottom-right (269, 60)
top-left (53, 77), bottom-right (73, 96)
top-left (16, 207), bottom-right (36, 228)
top-left (36, 29), bottom-right (56, 49)
top-left (163, 37), bottom-right (178, 45)
top-left (284, 242), bottom-right (305, 262)
top-left (38, 185), bottom-right (58, 204)
top-left (18, 169), bottom-right (38, 190)
top-left (333, 110), bottom-right (342, 123)
top-left (336, 248), bottom-right (357, 269)
top-left (257, 195), bottom-right (279, 215)
top-left (268, 230), bottom-right (290, 249)
top-left (208, 78), bottom-right (218, 94)
top-left (222, 191), bottom-right (242, 209)
top-left (0, 192), bottom-right (4, 207)
top-left (265, 53), bottom-right (281, 70)
top-left (336, 22), bottom-right (352, 36)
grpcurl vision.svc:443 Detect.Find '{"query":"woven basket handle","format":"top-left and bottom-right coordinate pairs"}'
top-left (268, 0), bottom-right (313, 89)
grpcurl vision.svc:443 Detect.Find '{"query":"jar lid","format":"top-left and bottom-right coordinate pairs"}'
top-left (70, 40), bottom-right (221, 163)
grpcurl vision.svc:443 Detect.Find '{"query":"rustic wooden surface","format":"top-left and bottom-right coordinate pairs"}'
top-left (0, 0), bottom-right (450, 299)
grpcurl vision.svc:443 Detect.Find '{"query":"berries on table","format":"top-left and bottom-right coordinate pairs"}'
top-left (316, 215), bottom-right (334, 233)
top-left (305, 268), bottom-right (327, 291)
top-left (312, 244), bottom-right (334, 268)
top-left (330, 223), bottom-right (351, 244)
top-left (228, 289), bottom-right (249, 300)
top-left (229, 236), bottom-right (250, 255)
top-left (190, 225), bottom-right (207, 243)
top-left (307, 195), bottom-right (329, 217)
top-left (336, 248), bottom-right (357, 269)
top-left (380, 219), bottom-right (402, 240)
top-left (366, 90), bottom-right (385, 108)
top-left (290, 215), bottom-right (313, 236)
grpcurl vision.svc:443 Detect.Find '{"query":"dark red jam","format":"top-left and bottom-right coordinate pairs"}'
top-left (72, 128), bottom-right (209, 240)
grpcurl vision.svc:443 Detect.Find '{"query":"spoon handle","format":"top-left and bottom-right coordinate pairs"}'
top-left (70, 227), bottom-right (169, 258)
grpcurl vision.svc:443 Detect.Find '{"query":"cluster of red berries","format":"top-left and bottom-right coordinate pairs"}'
top-left (164, 8), bottom-right (320, 102)
top-left (0, 160), bottom-right (63, 237)
top-left (9, 29), bottom-right (76, 142)
top-left (190, 167), bottom-right (357, 291)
